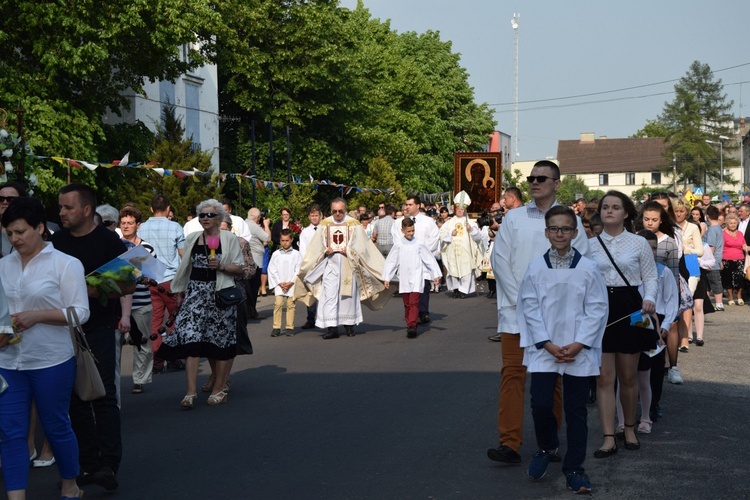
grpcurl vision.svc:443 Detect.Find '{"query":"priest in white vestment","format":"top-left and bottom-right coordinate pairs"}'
top-left (295, 198), bottom-right (391, 339)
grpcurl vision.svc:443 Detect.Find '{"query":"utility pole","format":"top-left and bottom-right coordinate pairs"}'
top-left (511, 13), bottom-right (520, 161)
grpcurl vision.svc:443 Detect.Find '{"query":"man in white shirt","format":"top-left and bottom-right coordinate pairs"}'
top-left (391, 196), bottom-right (439, 324)
top-left (298, 204), bottom-right (322, 329)
top-left (737, 204), bottom-right (750, 235)
top-left (221, 198), bottom-right (252, 243)
top-left (487, 160), bottom-right (589, 464)
top-left (245, 207), bottom-right (271, 319)
top-left (503, 186), bottom-right (524, 211)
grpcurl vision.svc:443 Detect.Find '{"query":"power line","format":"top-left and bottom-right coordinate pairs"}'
top-left (489, 62), bottom-right (750, 107)
top-left (492, 80), bottom-right (750, 114)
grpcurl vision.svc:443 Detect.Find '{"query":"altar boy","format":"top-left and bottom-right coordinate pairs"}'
top-left (516, 206), bottom-right (608, 494)
top-left (383, 218), bottom-right (442, 338)
top-left (268, 229), bottom-right (302, 336)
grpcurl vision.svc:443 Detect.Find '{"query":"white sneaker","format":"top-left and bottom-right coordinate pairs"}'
top-left (668, 366), bottom-right (684, 384)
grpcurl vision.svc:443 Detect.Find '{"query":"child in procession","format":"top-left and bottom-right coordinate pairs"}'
top-left (267, 229), bottom-right (301, 337)
top-left (383, 218), bottom-right (441, 338)
top-left (517, 206), bottom-right (608, 494)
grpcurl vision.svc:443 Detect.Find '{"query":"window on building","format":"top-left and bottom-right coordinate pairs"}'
top-left (599, 174), bottom-right (609, 186)
top-left (651, 172), bottom-right (662, 185)
top-left (185, 82), bottom-right (200, 146)
top-left (626, 172), bottom-right (635, 185)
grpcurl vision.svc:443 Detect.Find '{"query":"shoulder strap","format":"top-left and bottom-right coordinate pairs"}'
top-left (543, 250), bottom-right (552, 269)
top-left (596, 234), bottom-right (632, 288)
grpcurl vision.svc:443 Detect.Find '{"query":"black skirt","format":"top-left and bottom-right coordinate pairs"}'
top-left (602, 287), bottom-right (657, 354)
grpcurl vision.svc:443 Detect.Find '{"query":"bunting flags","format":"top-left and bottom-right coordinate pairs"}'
top-left (44, 155), bottom-right (402, 196)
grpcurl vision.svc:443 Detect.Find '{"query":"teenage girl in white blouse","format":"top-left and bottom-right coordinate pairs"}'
top-left (589, 191), bottom-right (658, 458)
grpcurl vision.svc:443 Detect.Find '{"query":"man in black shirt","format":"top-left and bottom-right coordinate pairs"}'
top-left (51, 183), bottom-right (131, 491)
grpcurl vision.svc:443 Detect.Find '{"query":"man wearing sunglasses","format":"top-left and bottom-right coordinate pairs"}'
top-left (487, 160), bottom-right (590, 465)
top-left (295, 198), bottom-right (389, 339)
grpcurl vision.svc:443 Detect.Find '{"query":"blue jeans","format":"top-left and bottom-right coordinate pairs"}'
top-left (70, 323), bottom-right (122, 474)
top-left (0, 357), bottom-right (79, 491)
top-left (530, 372), bottom-right (589, 475)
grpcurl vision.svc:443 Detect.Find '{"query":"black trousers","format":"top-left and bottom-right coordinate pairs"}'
top-left (418, 279), bottom-right (430, 316)
top-left (246, 269), bottom-right (261, 317)
top-left (70, 323), bottom-right (122, 474)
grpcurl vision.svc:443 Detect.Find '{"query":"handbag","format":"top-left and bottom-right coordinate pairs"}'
top-left (215, 285), bottom-right (246, 308)
top-left (203, 233), bottom-right (247, 308)
top-left (596, 236), bottom-right (659, 350)
top-left (698, 243), bottom-right (715, 270)
top-left (67, 308), bottom-right (106, 401)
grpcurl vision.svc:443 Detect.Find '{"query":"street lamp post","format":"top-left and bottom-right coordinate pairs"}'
top-left (706, 135), bottom-right (730, 196)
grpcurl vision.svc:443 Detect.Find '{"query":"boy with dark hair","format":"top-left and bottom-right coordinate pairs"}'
top-left (517, 205), bottom-right (607, 493)
top-left (268, 228), bottom-right (301, 336)
top-left (383, 218), bottom-right (442, 338)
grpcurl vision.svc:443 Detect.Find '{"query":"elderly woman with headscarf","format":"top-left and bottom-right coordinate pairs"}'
top-left (156, 199), bottom-right (244, 408)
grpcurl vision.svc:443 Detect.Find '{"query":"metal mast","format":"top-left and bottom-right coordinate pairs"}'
top-left (511, 13), bottom-right (520, 159)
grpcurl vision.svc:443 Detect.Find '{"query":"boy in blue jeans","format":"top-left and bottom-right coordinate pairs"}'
top-left (517, 206), bottom-right (608, 494)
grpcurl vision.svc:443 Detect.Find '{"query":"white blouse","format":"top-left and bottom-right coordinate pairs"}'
top-left (0, 243), bottom-right (89, 370)
top-left (590, 230), bottom-right (658, 303)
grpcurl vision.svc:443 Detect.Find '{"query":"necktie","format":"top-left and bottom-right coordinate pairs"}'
top-left (411, 216), bottom-right (416, 222)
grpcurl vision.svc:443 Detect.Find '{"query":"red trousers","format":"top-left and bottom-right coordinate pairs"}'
top-left (402, 292), bottom-right (420, 328)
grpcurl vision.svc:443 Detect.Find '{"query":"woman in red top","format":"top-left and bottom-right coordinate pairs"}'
top-left (721, 213), bottom-right (746, 305)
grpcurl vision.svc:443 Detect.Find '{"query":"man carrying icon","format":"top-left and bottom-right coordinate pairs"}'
top-left (295, 198), bottom-right (390, 339)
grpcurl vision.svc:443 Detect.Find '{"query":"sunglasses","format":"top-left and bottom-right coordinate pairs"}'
top-left (102, 220), bottom-right (116, 227)
top-left (198, 212), bottom-right (219, 219)
top-left (0, 196), bottom-right (17, 203)
top-left (526, 175), bottom-right (559, 184)
top-left (331, 209), bottom-right (346, 214)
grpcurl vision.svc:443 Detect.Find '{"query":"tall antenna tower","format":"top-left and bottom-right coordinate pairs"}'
top-left (511, 12), bottom-right (520, 159)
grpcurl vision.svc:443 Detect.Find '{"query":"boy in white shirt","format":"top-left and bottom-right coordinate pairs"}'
top-left (383, 218), bottom-right (441, 338)
top-left (517, 206), bottom-right (608, 494)
top-left (268, 229), bottom-right (302, 337)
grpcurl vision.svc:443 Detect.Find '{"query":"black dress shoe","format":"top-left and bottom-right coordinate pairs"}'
top-left (457, 292), bottom-right (466, 299)
top-left (93, 465), bottom-right (118, 490)
top-left (487, 333), bottom-right (502, 342)
top-left (345, 326), bottom-right (355, 337)
top-left (418, 314), bottom-right (431, 324)
top-left (487, 445), bottom-right (522, 464)
top-left (301, 321), bottom-right (315, 330)
top-left (452, 290), bottom-right (459, 298)
top-left (322, 327), bottom-right (339, 340)
top-left (487, 290), bottom-right (496, 299)
top-left (406, 327), bottom-right (417, 338)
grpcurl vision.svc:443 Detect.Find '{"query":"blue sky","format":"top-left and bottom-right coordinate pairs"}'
top-left (339, 0), bottom-right (749, 163)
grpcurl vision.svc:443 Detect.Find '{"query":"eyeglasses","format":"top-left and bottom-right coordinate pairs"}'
top-left (102, 220), bottom-right (116, 227)
top-left (546, 226), bottom-right (575, 234)
top-left (198, 212), bottom-right (219, 219)
top-left (0, 196), bottom-right (17, 203)
top-left (526, 175), bottom-right (559, 184)
top-left (331, 209), bottom-right (346, 214)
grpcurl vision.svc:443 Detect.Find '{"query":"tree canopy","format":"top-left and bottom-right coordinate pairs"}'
top-left (1, 0), bottom-right (496, 218)
top-left (637, 61), bottom-right (736, 190)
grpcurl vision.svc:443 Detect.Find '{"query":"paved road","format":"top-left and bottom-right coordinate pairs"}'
top-left (15, 288), bottom-right (750, 499)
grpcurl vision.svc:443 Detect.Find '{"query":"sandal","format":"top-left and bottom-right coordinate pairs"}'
top-left (637, 420), bottom-right (653, 434)
top-left (180, 394), bottom-right (197, 409)
top-left (624, 423), bottom-right (640, 450)
top-left (201, 377), bottom-right (215, 393)
top-left (593, 434), bottom-right (618, 458)
top-left (738, 299), bottom-right (745, 305)
top-left (207, 390), bottom-right (228, 406)
top-left (729, 300), bottom-right (736, 306)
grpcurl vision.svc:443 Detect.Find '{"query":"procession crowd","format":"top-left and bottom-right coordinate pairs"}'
top-left (0, 168), bottom-right (745, 497)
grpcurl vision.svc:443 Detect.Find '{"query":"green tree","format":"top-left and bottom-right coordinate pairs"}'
top-left (0, 0), bottom-right (220, 195)
top-left (556, 177), bottom-right (590, 205)
top-left (631, 119), bottom-right (670, 138)
top-left (348, 157), bottom-right (406, 210)
top-left (115, 104), bottom-right (218, 219)
top-left (659, 61), bottom-right (736, 189)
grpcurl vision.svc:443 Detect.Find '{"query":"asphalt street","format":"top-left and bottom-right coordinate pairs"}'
top-left (13, 285), bottom-right (750, 499)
